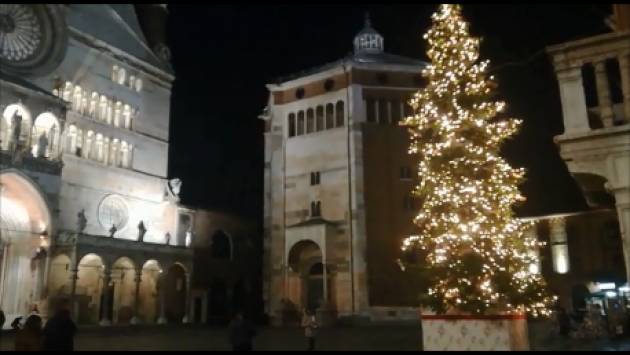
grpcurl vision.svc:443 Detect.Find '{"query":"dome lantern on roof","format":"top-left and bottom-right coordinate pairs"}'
top-left (353, 12), bottom-right (384, 54)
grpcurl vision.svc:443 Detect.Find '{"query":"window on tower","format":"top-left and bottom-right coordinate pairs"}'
top-left (288, 113), bottom-right (296, 137)
top-left (325, 104), bottom-right (334, 129)
top-left (311, 201), bottom-right (322, 218)
top-left (306, 109), bottom-right (314, 134)
top-left (310, 172), bottom-right (321, 186)
top-left (315, 106), bottom-right (324, 131)
top-left (297, 111), bottom-right (305, 136)
top-left (335, 101), bottom-right (345, 127)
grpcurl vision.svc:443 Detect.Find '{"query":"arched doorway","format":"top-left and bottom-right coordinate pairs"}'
top-left (164, 263), bottom-right (186, 323)
top-left (111, 257), bottom-right (136, 324)
top-left (139, 260), bottom-right (161, 324)
top-left (287, 240), bottom-right (329, 313)
top-left (0, 171), bottom-right (51, 325)
top-left (76, 253), bottom-right (105, 325)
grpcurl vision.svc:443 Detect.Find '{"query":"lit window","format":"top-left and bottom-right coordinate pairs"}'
top-left (118, 68), bottom-right (126, 85)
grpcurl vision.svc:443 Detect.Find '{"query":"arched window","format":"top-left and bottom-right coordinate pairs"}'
top-left (62, 82), bottom-right (73, 102)
top-left (84, 131), bottom-right (94, 159)
top-left (129, 75), bottom-right (136, 90)
top-left (99, 95), bottom-right (108, 121)
top-left (119, 141), bottom-right (128, 168)
top-left (325, 103), bottom-right (334, 129)
top-left (122, 105), bottom-right (132, 129)
top-left (113, 101), bottom-right (122, 127)
top-left (288, 113), bottom-right (296, 138)
top-left (89, 92), bottom-right (98, 117)
top-left (72, 86), bottom-right (83, 112)
top-left (297, 111), bottom-right (305, 136)
top-left (311, 201), bottom-right (321, 218)
top-left (1, 104), bottom-right (32, 151)
top-left (65, 125), bottom-right (77, 154)
top-left (75, 128), bottom-right (83, 157)
top-left (306, 108), bottom-right (314, 134)
top-left (110, 139), bottom-right (119, 166)
top-left (315, 106), bottom-right (324, 131)
top-left (112, 65), bottom-right (119, 82)
top-left (31, 112), bottom-right (60, 158)
top-left (118, 68), bottom-right (126, 85)
top-left (135, 79), bottom-right (142, 92)
top-left (81, 97), bottom-right (88, 115)
top-left (106, 98), bottom-right (113, 124)
top-left (102, 137), bottom-right (110, 164)
top-left (211, 231), bottom-right (232, 260)
top-left (335, 101), bottom-right (345, 127)
top-left (95, 133), bottom-right (104, 162)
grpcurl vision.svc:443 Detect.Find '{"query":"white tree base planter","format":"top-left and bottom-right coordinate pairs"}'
top-left (421, 312), bottom-right (529, 351)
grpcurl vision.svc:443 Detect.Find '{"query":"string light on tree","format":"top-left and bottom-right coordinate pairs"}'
top-left (400, 4), bottom-right (556, 317)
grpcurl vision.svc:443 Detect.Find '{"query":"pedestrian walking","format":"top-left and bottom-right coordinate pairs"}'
top-left (15, 314), bottom-right (43, 351)
top-left (228, 312), bottom-right (256, 351)
top-left (42, 299), bottom-right (77, 351)
top-left (301, 309), bottom-right (318, 351)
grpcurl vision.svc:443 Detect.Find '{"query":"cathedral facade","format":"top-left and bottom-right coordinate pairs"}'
top-left (261, 17), bottom-right (428, 324)
top-left (0, 4), bottom-right (195, 327)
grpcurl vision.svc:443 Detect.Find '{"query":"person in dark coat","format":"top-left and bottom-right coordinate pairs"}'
top-left (42, 299), bottom-right (77, 351)
top-left (228, 312), bottom-right (256, 351)
top-left (15, 314), bottom-right (43, 351)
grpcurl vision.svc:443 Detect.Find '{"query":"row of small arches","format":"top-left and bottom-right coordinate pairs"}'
top-left (65, 125), bottom-right (134, 168)
top-left (288, 101), bottom-right (345, 138)
top-left (1, 104), bottom-right (62, 158)
top-left (54, 82), bottom-right (137, 130)
top-left (112, 65), bottom-right (143, 92)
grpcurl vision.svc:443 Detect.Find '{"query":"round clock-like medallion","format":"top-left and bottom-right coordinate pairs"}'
top-left (0, 4), bottom-right (66, 77)
top-left (97, 195), bottom-right (129, 231)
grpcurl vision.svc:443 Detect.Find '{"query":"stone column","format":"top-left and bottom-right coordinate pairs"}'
top-left (618, 54), bottom-right (630, 123)
top-left (99, 271), bottom-right (112, 326)
top-left (68, 267), bottom-right (79, 320)
top-left (182, 272), bottom-right (191, 323)
top-left (555, 67), bottom-right (591, 134)
top-left (157, 275), bottom-right (167, 324)
top-left (130, 268), bottom-right (142, 325)
top-left (594, 60), bottom-right (615, 128)
top-left (549, 218), bottom-right (570, 274)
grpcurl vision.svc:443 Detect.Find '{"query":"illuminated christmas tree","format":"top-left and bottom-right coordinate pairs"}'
top-left (401, 4), bottom-right (555, 317)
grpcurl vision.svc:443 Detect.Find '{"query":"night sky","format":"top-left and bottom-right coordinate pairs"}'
top-left (166, 4), bottom-right (612, 220)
